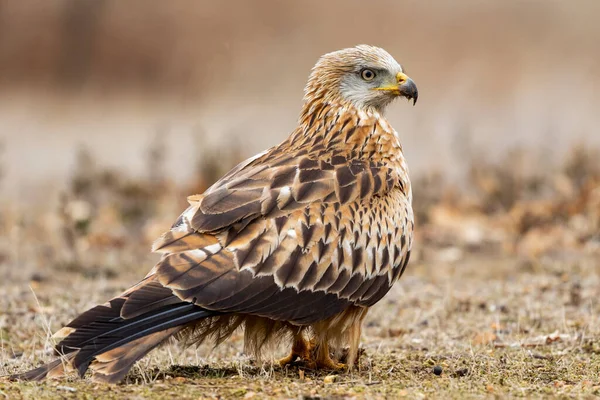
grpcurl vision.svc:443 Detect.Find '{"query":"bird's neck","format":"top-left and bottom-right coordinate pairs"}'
top-left (292, 99), bottom-right (405, 165)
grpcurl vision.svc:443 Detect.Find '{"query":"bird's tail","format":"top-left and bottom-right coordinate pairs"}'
top-left (11, 281), bottom-right (218, 383)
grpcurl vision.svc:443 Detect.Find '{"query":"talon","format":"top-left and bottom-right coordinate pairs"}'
top-left (301, 359), bottom-right (346, 371)
top-left (279, 335), bottom-right (313, 368)
top-left (335, 363), bottom-right (348, 371)
top-left (317, 358), bottom-right (347, 371)
top-left (278, 353), bottom-right (297, 367)
top-left (313, 341), bottom-right (347, 371)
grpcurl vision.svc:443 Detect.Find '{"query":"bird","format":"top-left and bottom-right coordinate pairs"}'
top-left (12, 44), bottom-right (417, 384)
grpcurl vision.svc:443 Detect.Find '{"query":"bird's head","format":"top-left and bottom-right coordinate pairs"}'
top-left (304, 45), bottom-right (418, 113)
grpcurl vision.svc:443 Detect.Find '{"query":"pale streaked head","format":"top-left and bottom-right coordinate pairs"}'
top-left (304, 45), bottom-right (418, 113)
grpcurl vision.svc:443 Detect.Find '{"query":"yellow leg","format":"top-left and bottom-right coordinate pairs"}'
top-left (278, 334), bottom-right (312, 367)
top-left (314, 341), bottom-right (346, 371)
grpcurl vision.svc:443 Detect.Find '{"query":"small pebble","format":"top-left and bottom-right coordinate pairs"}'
top-left (56, 386), bottom-right (77, 393)
top-left (433, 365), bottom-right (443, 376)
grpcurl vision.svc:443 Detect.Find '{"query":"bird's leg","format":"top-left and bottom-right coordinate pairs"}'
top-left (314, 340), bottom-right (346, 371)
top-left (278, 333), bottom-right (312, 367)
top-left (341, 308), bottom-right (368, 368)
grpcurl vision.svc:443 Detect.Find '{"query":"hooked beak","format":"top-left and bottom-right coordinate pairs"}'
top-left (374, 71), bottom-right (418, 105)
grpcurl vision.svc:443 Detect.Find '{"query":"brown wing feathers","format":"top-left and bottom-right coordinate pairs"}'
top-left (152, 132), bottom-right (411, 318)
top-left (120, 281), bottom-right (182, 319)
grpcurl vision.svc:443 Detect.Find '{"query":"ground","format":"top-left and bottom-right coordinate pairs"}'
top-left (0, 146), bottom-right (599, 399)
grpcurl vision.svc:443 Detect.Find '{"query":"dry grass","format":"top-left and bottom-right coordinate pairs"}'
top-left (0, 145), bottom-right (599, 399)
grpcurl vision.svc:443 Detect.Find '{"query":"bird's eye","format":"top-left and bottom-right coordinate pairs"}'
top-left (360, 69), bottom-right (376, 81)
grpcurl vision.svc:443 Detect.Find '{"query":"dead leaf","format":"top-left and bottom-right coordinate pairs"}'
top-left (473, 331), bottom-right (497, 345)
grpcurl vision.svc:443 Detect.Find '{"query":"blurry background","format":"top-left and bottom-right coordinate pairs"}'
top-left (1, 0), bottom-right (599, 197)
top-left (0, 0), bottom-right (598, 276)
top-left (1, 2), bottom-right (599, 393)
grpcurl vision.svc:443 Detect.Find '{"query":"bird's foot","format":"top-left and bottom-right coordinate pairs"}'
top-left (312, 356), bottom-right (347, 371)
top-left (278, 337), bottom-right (313, 367)
top-left (312, 349), bottom-right (347, 371)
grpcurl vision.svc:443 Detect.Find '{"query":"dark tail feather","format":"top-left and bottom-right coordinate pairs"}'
top-left (90, 327), bottom-right (180, 383)
top-left (11, 296), bottom-right (218, 383)
top-left (67, 302), bottom-right (215, 378)
top-left (9, 353), bottom-right (76, 381)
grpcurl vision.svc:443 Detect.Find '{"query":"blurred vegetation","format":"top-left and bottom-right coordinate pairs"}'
top-left (1, 138), bottom-right (596, 283)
